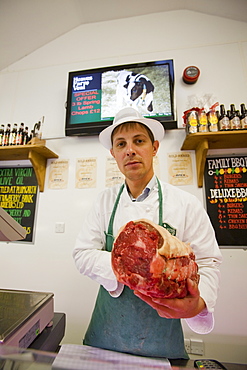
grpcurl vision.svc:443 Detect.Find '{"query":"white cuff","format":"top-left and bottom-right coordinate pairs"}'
top-left (185, 309), bottom-right (214, 334)
top-left (109, 282), bottom-right (124, 298)
top-left (94, 251), bottom-right (119, 292)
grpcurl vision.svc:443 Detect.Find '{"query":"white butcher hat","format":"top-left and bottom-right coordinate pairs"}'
top-left (99, 107), bottom-right (165, 149)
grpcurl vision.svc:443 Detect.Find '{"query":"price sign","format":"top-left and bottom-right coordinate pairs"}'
top-left (0, 166), bottom-right (38, 243)
top-left (204, 156), bottom-right (247, 247)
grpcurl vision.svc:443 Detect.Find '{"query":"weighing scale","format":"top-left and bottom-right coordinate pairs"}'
top-left (0, 289), bottom-right (54, 348)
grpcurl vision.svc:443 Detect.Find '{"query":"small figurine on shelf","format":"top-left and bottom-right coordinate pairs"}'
top-left (28, 117), bottom-right (44, 144)
top-left (33, 121), bottom-right (41, 138)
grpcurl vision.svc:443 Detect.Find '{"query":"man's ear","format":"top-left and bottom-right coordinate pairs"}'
top-left (110, 148), bottom-right (115, 158)
top-left (153, 140), bottom-right (159, 156)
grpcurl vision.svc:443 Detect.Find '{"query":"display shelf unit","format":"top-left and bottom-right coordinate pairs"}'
top-left (181, 130), bottom-right (247, 187)
top-left (0, 140), bottom-right (58, 192)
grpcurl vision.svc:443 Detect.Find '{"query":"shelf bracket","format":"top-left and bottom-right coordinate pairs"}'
top-left (195, 139), bottom-right (209, 188)
top-left (28, 149), bottom-right (47, 192)
top-left (181, 130), bottom-right (247, 187)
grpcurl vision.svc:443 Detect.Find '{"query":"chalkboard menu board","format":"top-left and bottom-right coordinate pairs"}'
top-left (0, 166), bottom-right (38, 243)
top-left (204, 155), bottom-right (247, 248)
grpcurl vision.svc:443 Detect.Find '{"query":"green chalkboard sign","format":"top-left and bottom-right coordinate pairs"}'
top-left (0, 166), bottom-right (38, 243)
top-left (204, 155), bottom-right (247, 248)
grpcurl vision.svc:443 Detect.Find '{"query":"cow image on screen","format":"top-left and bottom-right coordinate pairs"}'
top-left (116, 70), bottom-right (154, 112)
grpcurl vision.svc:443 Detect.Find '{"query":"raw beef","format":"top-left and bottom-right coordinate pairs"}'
top-left (112, 219), bottom-right (199, 298)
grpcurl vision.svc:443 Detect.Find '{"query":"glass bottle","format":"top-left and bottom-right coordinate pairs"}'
top-left (198, 109), bottom-right (208, 132)
top-left (10, 123), bottom-right (18, 145)
top-left (240, 103), bottom-right (247, 129)
top-left (229, 104), bottom-right (241, 130)
top-left (17, 122), bottom-right (24, 145)
top-left (207, 109), bottom-right (218, 132)
top-left (4, 123), bottom-right (11, 146)
top-left (23, 127), bottom-right (29, 145)
top-left (0, 124), bottom-right (4, 146)
top-left (218, 104), bottom-right (230, 131)
top-left (186, 110), bottom-right (198, 134)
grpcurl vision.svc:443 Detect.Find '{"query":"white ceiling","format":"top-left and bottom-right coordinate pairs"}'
top-left (1, 0), bottom-right (247, 71)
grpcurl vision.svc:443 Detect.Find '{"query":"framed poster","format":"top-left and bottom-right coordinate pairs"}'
top-left (0, 166), bottom-right (38, 243)
top-left (204, 155), bottom-right (247, 248)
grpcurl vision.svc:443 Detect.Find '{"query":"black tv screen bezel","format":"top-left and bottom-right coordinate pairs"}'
top-left (65, 59), bottom-right (177, 136)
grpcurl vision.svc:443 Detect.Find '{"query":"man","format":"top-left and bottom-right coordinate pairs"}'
top-left (73, 107), bottom-right (222, 359)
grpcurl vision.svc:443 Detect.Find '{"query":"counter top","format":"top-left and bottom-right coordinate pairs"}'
top-left (170, 359), bottom-right (247, 369)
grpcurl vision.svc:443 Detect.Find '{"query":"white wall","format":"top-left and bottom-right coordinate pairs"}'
top-left (0, 10), bottom-right (247, 364)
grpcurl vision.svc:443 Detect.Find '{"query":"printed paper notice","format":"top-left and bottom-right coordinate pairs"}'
top-left (48, 159), bottom-right (69, 189)
top-left (105, 156), bottom-right (160, 187)
top-left (76, 158), bottom-right (97, 189)
top-left (167, 152), bottom-right (193, 186)
top-left (106, 157), bottom-right (124, 187)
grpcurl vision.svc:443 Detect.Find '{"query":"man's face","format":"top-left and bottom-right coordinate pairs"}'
top-left (110, 123), bottom-right (159, 183)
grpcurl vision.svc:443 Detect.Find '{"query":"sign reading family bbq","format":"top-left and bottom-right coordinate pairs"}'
top-left (0, 167), bottom-right (38, 243)
top-left (204, 156), bottom-right (247, 247)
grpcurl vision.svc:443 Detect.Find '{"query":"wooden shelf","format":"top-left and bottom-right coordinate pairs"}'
top-left (181, 130), bottom-right (247, 187)
top-left (0, 140), bottom-right (58, 192)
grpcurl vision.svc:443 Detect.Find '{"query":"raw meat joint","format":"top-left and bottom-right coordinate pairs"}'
top-left (112, 219), bottom-right (199, 298)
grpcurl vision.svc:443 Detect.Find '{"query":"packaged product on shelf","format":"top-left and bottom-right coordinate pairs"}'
top-left (0, 124), bottom-right (4, 146)
top-left (207, 103), bottom-right (219, 132)
top-left (218, 104), bottom-right (230, 131)
top-left (198, 109), bottom-right (208, 132)
top-left (240, 103), bottom-right (247, 129)
top-left (23, 127), bottom-right (29, 145)
top-left (183, 108), bottom-right (198, 134)
top-left (229, 104), bottom-right (241, 130)
top-left (17, 122), bottom-right (25, 145)
top-left (10, 123), bottom-right (18, 145)
top-left (4, 124), bottom-right (11, 146)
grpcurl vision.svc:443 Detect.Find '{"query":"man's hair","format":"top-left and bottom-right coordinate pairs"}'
top-left (111, 122), bottom-right (155, 145)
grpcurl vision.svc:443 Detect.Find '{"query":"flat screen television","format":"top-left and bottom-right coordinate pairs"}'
top-left (65, 59), bottom-right (177, 136)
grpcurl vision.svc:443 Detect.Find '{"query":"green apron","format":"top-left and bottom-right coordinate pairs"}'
top-left (83, 179), bottom-right (188, 359)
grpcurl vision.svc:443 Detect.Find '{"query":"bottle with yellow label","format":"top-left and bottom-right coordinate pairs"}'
top-left (198, 109), bottom-right (208, 132)
top-left (207, 110), bottom-right (218, 132)
top-left (186, 110), bottom-right (198, 134)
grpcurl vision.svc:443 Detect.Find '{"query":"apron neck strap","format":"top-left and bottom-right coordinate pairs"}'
top-left (105, 178), bottom-right (163, 251)
top-left (106, 183), bottom-right (124, 239)
top-left (156, 177), bottom-right (163, 227)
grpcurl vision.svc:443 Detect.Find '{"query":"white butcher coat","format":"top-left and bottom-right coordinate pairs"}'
top-left (73, 177), bottom-right (222, 334)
